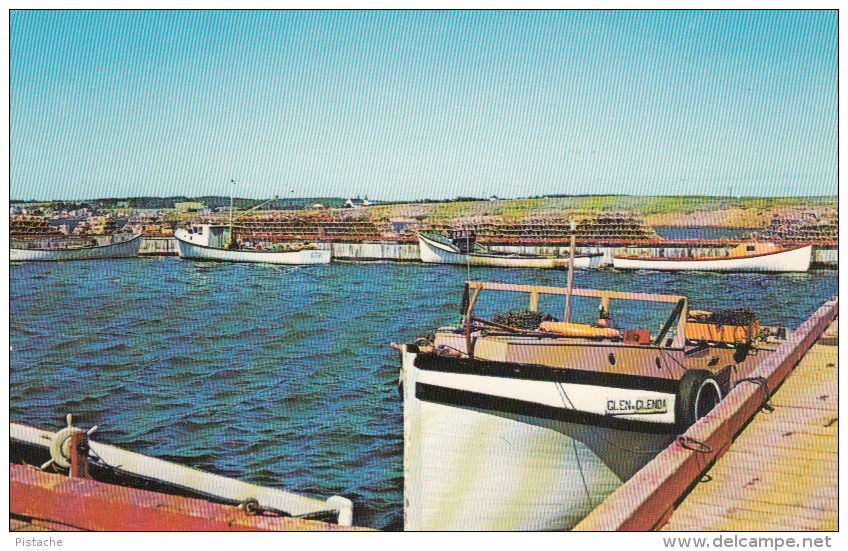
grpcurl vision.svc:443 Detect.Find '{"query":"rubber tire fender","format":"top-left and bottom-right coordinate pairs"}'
top-left (676, 369), bottom-right (722, 430)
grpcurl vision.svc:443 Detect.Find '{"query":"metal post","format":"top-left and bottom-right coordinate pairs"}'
top-left (564, 220), bottom-right (577, 322)
top-left (68, 431), bottom-right (90, 479)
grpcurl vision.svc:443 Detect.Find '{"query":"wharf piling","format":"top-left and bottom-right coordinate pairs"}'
top-left (573, 297), bottom-right (838, 532)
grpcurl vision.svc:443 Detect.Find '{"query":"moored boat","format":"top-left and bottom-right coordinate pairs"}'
top-left (10, 233), bottom-right (143, 262)
top-left (175, 224), bottom-right (331, 265)
top-left (419, 231), bottom-right (602, 269)
top-left (395, 281), bottom-right (783, 530)
top-left (612, 242), bottom-right (812, 272)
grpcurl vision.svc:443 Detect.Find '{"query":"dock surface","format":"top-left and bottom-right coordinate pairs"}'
top-left (661, 319), bottom-right (838, 531)
top-left (574, 297), bottom-right (838, 531)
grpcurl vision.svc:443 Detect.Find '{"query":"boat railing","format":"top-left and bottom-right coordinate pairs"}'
top-left (460, 281), bottom-right (689, 356)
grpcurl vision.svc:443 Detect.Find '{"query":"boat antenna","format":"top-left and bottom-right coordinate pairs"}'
top-left (466, 229), bottom-right (471, 280)
top-left (564, 219), bottom-right (577, 322)
top-left (229, 179), bottom-right (236, 241)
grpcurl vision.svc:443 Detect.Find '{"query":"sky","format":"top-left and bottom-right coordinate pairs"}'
top-left (9, 10), bottom-right (838, 201)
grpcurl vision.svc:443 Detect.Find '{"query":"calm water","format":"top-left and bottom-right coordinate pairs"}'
top-left (9, 258), bottom-right (838, 530)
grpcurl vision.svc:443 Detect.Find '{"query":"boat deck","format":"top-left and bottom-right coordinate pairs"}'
top-left (660, 318), bottom-right (838, 531)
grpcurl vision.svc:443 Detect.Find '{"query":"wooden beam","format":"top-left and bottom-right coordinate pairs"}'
top-left (465, 280), bottom-right (684, 304)
top-left (10, 465), bottom-right (368, 531)
top-left (573, 296), bottom-right (838, 532)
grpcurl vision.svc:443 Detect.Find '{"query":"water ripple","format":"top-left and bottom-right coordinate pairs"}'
top-left (9, 258), bottom-right (838, 530)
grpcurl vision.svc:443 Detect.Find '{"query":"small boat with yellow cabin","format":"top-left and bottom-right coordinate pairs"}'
top-left (612, 242), bottom-right (811, 272)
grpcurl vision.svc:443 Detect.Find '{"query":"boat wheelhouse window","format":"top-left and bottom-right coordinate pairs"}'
top-left (448, 229), bottom-right (477, 254)
top-left (746, 245), bottom-right (755, 252)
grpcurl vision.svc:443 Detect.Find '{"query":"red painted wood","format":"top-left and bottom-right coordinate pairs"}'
top-left (573, 296), bottom-right (838, 532)
top-left (68, 431), bottom-right (89, 480)
top-left (10, 465), bottom-right (364, 531)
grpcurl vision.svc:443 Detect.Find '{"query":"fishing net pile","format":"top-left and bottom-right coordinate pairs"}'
top-left (492, 309), bottom-right (559, 330)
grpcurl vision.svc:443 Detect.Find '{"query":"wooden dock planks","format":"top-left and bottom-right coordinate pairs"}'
top-left (573, 299), bottom-right (838, 532)
top-left (661, 318), bottom-right (838, 532)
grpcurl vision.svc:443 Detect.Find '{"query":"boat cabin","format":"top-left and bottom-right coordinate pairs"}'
top-left (727, 242), bottom-right (784, 258)
top-left (446, 229), bottom-right (479, 253)
top-left (184, 224), bottom-right (232, 248)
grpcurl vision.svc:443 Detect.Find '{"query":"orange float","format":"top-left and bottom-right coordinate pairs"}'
top-left (539, 322), bottom-right (622, 339)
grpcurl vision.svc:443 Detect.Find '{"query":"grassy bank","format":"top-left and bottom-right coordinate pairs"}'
top-left (364, 195), bottom-right (837, 228)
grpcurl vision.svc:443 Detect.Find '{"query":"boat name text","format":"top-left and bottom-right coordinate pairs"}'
top-left (605, 397), bottom-right (668, 416)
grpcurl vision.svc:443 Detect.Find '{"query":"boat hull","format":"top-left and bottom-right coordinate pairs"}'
top-left (175, 234), bottom-right (331, 265)
top-left (418, 234), bottom-right (598, 268)
top-left (9, 234), bottom-right (143, 262)
top-left (400, 347), bottom-right (679, 531)
top-left (612, 245), bottom-right (812, 272)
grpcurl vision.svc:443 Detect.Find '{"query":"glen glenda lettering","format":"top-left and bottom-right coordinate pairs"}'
top-left (15, 538), bottom-right (62, 547)
top-left (606, 398), bottom-right (667, 413)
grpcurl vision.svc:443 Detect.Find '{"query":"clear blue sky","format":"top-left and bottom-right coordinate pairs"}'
top-left (10, 10), bottom-right (837, 201)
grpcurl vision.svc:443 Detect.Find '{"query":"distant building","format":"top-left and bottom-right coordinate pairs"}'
top-left (489, 195), bottom-right (499, 202)
top-left (175, 201), bottom-right (205, 213)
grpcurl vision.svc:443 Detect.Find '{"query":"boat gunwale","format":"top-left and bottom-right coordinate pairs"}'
top-left (419, 233), bottom-right (600, 260)
top-left (9, 233), bottom-right (143, 252)
top-left (432, 331), bottom-right (687, 352)
top-left (413, 382), bottom-right (680, 434)
top-left (613, 243), bottom-right (811, 262)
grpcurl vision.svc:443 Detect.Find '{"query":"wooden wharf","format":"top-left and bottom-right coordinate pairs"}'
top-left (574, 297), bottom-right (838, 532)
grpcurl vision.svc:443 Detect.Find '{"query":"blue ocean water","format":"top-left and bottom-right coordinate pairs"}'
top-left (9, 258), bottom-right (838, 530)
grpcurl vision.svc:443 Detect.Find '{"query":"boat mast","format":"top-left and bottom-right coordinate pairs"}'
top-left (229, 179), bottom-right (235, 242)
top-left (564, 220), bottom-right (577, 322)
top-left (230, 195), bottom-right (280, 224)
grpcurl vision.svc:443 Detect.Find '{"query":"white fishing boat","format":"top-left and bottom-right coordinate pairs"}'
top-left (395, 281), bottom-right (781, 530)
top-left (419, 232), bottom-right (601, 269)
top-left (175, 224), bottom-right (330, 265)
top-left (612, 242), bottom-right (812, 272)
top-left (174, 186), bottom-right (330, 265)
top-left (10, 416), bottom-right (353, 526)
top-left (10, 233), bottom-right (143, 262)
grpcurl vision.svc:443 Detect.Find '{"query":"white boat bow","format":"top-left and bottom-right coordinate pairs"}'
top-left (10, 233), bottom-right (143, 262)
